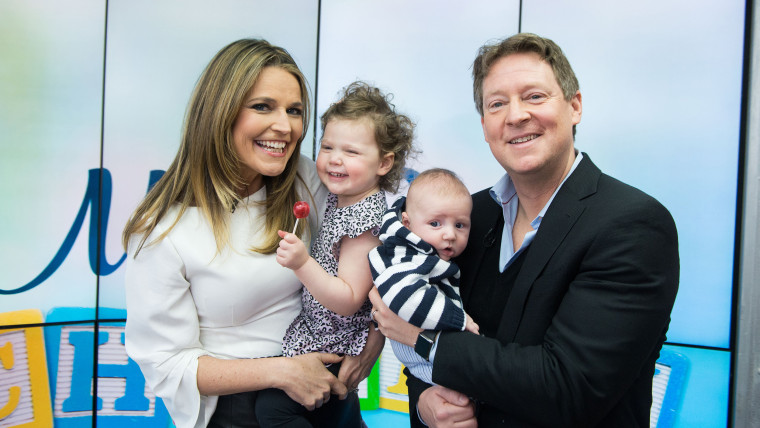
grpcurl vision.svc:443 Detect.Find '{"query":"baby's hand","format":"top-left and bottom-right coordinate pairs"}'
top-left (276, 230), bottom-right (309, 270)
top-left (465, 314), bottom-right (480, 335)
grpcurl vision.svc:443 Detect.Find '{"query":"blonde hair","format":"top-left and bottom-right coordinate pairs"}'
top-left (320, 82), bottom-right (416, 193)
top-left (122, 39), bottom-right (312, 256)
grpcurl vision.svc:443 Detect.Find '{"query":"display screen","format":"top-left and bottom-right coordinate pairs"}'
top-left (0, 1), bottom-right (745, 427)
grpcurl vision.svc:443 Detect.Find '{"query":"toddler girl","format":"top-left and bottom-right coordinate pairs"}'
top-left (255, 81), bottom-right (415, 427)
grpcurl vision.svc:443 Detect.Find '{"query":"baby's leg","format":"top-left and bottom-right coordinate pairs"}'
top-left (255, 388), bottom-right (311, 428)
top-left (208, 391), bottom-right (259, 427)
top-left (306, 390), bottom-right (361, 428)
top-left (305, 363), bottom-right (362, 428)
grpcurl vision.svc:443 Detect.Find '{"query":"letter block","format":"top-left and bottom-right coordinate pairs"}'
top-left (651, 348), bottom-right (689, 428)
top-left (0, 309), bottom-right (53, 427)
top-left (377, 339), bottom-right (409, 413)
top-left (44, 307), bottom-right (170, 427)
top-left (358, 359), bottom-right (379, 410)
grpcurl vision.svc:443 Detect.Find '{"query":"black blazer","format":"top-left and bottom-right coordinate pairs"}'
top-left (407, 155), bottom-right (679, 427)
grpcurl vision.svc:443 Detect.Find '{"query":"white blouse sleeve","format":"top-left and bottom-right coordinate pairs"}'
top-left (124, 230), bottom-right (215, 428)
top-left (124, 154), bottom-right (324, 428)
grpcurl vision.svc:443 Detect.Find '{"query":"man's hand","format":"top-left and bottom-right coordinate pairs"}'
top-left (276, 230), bottom-right (309, 270)
top-left (418, 385), bottom-right (477, 428)
top-left (338, 326), bottom-right (384, 393)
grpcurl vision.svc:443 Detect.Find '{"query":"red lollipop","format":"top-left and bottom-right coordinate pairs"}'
top-left (292, 201), bottom-right (310, 233)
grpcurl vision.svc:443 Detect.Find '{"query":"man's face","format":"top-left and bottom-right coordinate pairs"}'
top-left (480, 52), bottom-right (582, 182)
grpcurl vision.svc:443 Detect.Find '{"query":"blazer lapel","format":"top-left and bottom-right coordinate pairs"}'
top-left (460, 191), bottom-right (503, 305)
top-left (497, 154), bottom-right (601, 341)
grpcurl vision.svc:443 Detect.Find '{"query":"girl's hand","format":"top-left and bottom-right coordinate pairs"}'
top-left (278, 353), bottom-right (347, 410)
top-left (465, 314), bottom-right (480, 335)
top-left (338, 325), bottom-right (384, 392)
top-left (276, 230), bottom-right (309, 270)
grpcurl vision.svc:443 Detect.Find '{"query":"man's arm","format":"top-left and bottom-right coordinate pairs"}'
top-left (433, 193), bottom-right (679, 426)
top-left (368, 291), bottom-right (476, 428)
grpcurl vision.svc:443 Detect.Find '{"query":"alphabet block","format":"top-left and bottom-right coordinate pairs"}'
top-left (0, 309), bottom-right (53, 427)
top-left (44, 307), bottom-right (170, 427)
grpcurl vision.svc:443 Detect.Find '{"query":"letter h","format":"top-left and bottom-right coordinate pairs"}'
top-left (62, 329), bottom-right (149, 412)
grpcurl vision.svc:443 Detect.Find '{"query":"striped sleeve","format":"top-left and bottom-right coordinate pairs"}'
top-left (369, 205), bottom-right (466, 331)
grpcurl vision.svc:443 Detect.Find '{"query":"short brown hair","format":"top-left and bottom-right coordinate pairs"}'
top-left (408, 168), bottom-right (470, 201)
top-left (472, 33), bottom-right (579, 117)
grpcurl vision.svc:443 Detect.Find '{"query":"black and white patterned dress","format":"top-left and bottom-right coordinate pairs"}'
top-left (282, 191), bottom-right (386, 357)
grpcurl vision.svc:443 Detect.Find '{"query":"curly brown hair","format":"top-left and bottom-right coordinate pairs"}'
top-left (320, 82), bottom-right (416, 193)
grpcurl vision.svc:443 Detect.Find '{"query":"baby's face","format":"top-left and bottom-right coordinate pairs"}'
top-left (402, 190), bottom-right (472, 261)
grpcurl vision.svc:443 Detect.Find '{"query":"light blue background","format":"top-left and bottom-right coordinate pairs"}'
top-left (521, 0), bottom-right (744, 350)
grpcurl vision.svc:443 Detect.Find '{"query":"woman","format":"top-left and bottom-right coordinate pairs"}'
top-left (122, 39), bottom-right (382, 428)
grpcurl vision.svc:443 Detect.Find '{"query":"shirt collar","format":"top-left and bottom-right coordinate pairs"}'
top-left (489, 151), bottom-right (584, 229)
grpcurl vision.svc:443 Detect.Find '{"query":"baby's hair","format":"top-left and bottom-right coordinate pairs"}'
top-left (408, 168), bottom-right (470, 201)
top-left (321, 81), bottom-right (416, 193)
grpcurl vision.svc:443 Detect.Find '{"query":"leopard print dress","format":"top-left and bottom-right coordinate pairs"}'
top-left (282, 191), bottom-right (386, 357)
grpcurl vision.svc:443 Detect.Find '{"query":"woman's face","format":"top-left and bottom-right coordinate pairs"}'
top-left (232, 66), bottom-right (304, 195)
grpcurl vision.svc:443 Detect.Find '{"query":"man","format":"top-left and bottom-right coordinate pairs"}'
top-left (369, 33), bottom-right (679, 427)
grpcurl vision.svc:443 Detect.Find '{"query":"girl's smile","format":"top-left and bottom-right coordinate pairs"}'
top-left (317, 118), bottom-right (393, 208)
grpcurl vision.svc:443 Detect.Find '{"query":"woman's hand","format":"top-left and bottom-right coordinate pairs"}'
top-left (276, 230), bottom-right (309, 270)
top-left (338, 325), bottom-right (384, 392)
top-left (278, 353), bottom-right (347, 410)
top-left (418, 385), bottom-right (477, 428)
top-left (368, 288), bottom-right (422, 347)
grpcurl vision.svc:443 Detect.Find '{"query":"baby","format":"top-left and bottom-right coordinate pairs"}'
top-left (369, 168), bottom-right (478, 385)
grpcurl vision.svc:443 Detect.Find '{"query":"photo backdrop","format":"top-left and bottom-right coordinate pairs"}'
top-left (0, 1), bottom-right (747, 427)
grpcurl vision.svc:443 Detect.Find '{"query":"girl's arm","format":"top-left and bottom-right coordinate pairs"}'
top-left (196, 353), bottom-right (346, 410)
top-left (276, 229), bottom-right (379, 316)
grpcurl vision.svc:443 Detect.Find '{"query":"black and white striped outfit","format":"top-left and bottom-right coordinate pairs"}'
top-left (368, 197), bottom-right (467, 384)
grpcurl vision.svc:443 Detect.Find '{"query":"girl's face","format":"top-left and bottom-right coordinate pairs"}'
top-left (232, 66), bottom-right (304, 196)
top-left (317, 118), bottom-right (394, 207)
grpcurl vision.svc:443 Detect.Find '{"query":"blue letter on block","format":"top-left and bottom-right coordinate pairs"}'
top-left (62, 330), bottom-right (149, 412)
top-left (102, 332), bottom-right (149, 411)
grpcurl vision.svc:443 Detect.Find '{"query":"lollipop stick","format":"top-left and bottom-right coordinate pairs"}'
top-left (292, 218), bottom-right (300, 234)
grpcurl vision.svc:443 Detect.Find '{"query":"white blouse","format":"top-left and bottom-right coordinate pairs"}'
top-left (125, 156), bottom-right (326, 428)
